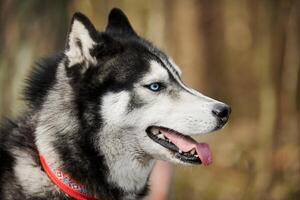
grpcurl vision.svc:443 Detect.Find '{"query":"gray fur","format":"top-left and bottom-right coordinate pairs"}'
top-left (0, 8), bottom-right (230, 200)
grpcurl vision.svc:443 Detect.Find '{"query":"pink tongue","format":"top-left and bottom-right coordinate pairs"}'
top-left (162, 130), bottom-right (213, 166)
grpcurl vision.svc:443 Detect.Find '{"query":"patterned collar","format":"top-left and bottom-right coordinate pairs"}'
top-left (39, 155), bottom-right (98, 200)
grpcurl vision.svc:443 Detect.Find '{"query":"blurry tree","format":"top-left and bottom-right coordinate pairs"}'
top-left (0, 0), bottom-right (69, 119)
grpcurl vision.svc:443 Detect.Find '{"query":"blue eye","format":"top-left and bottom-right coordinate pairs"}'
top-left (146, 82), bottom-right (163, 92)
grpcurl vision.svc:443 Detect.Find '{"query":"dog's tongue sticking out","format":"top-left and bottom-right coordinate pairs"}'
top-left (162, 130), bottom-right (213, 165)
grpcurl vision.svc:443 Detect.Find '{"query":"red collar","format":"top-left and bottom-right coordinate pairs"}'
top-left (39, 155), bottom-right (98, 200)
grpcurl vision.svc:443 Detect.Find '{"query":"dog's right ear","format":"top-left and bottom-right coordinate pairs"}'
top-left (65, 12), bottom-right (98, 67)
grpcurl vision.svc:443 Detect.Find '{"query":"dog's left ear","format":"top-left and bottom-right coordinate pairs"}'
top-left (65, 12), bottom-right (98, 67)
top-left (106, 8), bottom-right (137, 36)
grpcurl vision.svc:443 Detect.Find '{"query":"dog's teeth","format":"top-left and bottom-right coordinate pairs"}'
top-left (179, 150), bottom-right (182, 153)
top-left (152, 129), bottom-right (160, 135)
top-left (157, 134), bottom-right (164, 139)
top-left (190, 149), bottom-right (196, 155)
top-left (194, 154), bottom-right (199, 157)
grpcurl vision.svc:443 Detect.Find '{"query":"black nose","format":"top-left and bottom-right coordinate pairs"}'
top-left (212, 104), bottom-right (231, 122)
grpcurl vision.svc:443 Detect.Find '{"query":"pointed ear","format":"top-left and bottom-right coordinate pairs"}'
top-left (105, 8), bottom-right (137, 36)
top-left (65, 12), bottom-right (98, 67)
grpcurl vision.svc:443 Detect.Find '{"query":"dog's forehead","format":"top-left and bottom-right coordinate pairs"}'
top-left (142, 60), bottom-right (169, 82)
top-left (145, 55), bottom-right (182, 84)
top-left (143, 44), bottom-right (182, 78)
top-left (134, 45), bottom-right (181, 81)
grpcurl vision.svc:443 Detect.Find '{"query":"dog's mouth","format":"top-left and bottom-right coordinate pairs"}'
top-left (146, 126), bottom-right (212, 165)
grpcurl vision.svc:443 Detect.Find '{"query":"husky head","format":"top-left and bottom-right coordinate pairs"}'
top-left (33, 8), bottom-right (230, 195)
top-left (63, 9), bottom-right (231, 165)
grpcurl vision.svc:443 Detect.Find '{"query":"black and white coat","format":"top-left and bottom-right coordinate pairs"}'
top-left (0, 8), bottom-right (230, 200)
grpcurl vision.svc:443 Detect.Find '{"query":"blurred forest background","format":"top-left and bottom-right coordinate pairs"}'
top-left (0, 0), bottom-right (299, 200)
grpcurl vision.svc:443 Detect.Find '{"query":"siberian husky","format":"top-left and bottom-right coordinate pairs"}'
top-left (0, 8), bottom-right (231, 200)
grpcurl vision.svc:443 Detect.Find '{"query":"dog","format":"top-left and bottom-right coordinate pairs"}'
top-left (0, 8), bottom-right (231, 200)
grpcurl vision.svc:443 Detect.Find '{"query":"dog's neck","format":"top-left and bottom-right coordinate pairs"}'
top-left (97, 126), bottom-right (156, 193)
top-left (36, 130), bottom-right (155, 199)
top-left (35, 115), bottom-right (155, 199)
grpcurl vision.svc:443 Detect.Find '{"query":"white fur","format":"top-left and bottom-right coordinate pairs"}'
top-left (35, 62), bottom-right (78, 167)
top-left (101, 91), bottom-right (131, 125)
top-left (141, 60), bottom-right (169, 84)
top-left (13, 150), bottom-right (60, 197)
top-left (142, 60), bottom-right (218, 134)
top-left (105, 151), bottom-right (155, 192)
top-left (65, 20), bottom-right (97, 67)
top-left (100, 92), bottom-right (155, 192)
top-left (99, 59), bottom-right (223, 177)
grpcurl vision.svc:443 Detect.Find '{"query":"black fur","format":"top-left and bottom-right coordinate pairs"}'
top-left (0, 8), bottom-right (174, 200)
top-left (23, 54), bottom-right (62, 108)
top-left (0, 116), bottom-right (68, 199)
top-left (106, 8), bottom-right (137, 36)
